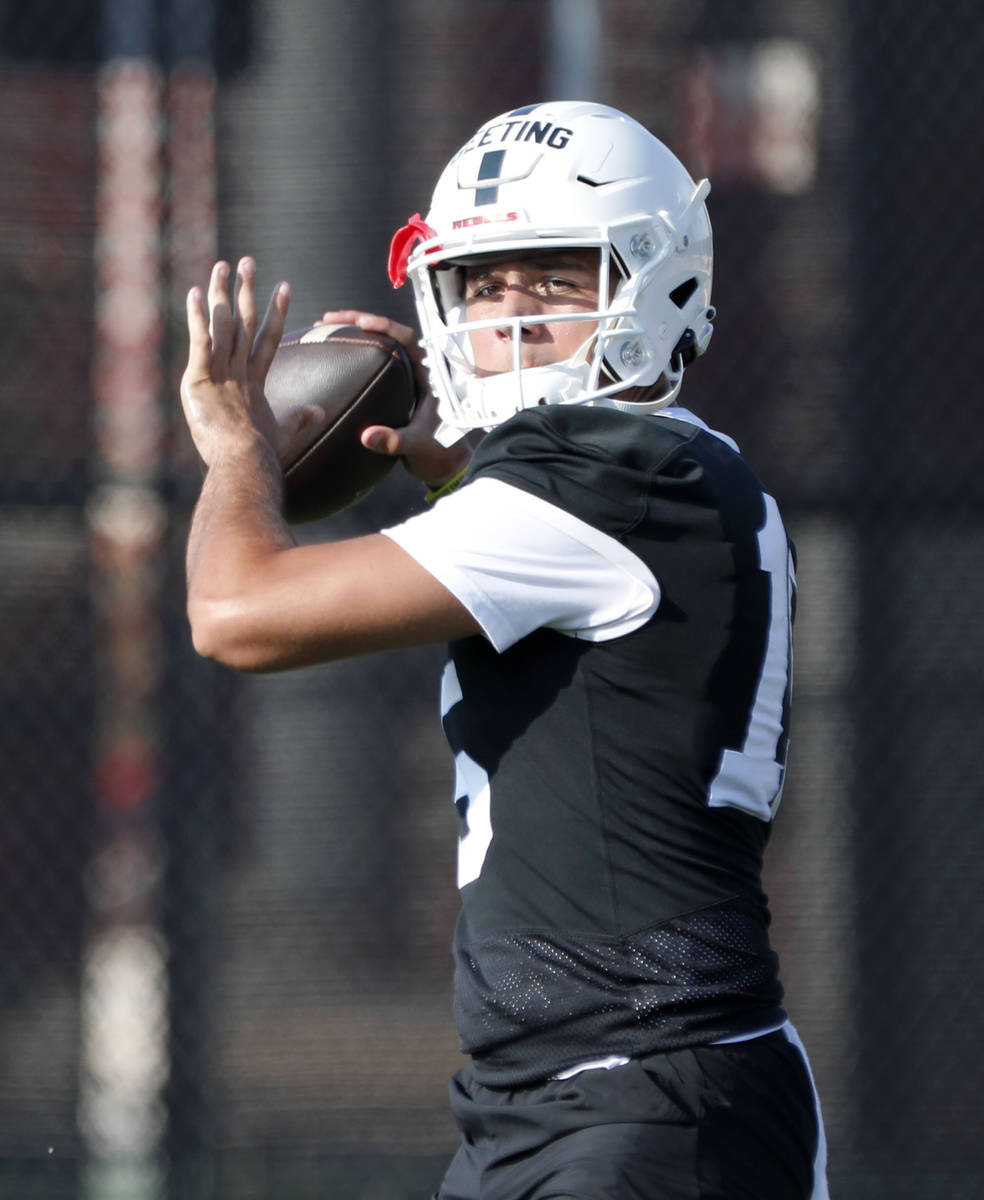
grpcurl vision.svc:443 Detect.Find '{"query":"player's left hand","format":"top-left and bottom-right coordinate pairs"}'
top-left (181, 257), bottom-right (290, 468)
top-left (316, 308), bottom-right (472, 488)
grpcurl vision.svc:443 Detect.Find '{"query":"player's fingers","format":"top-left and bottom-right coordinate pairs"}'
top-left (361, 420), bottom-right (472, 488)
top-left (184, 285), bottom-right (212, 378)
top-left (251, 280), bottom-right (291, 380)
top-left (207, 261), bottom-right (233, 380)
top-left (360, 397), bottom-right (437, 453)
top-left (318, 309), bottom-right (418, 351)
top-left (360, 377), bottom-right (440, 456)
top-left (360, 425), bottom-right (403, 457)
top-left (231, 257), bottom-right (259, 374)
top-left (318, 308), bottom-right (430, 402)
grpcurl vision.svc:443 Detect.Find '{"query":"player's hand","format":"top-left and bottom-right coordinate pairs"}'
top-left (316, 309), bottom-right (472, 488)
top-left (181, 257), bottom-right (290, 467)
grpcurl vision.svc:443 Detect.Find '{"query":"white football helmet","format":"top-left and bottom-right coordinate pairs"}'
top-left (388, 101), bottom-right (715, 443)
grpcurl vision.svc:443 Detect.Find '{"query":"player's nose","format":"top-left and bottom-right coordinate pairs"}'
top-left (495, 283), bottom-right (543, 338)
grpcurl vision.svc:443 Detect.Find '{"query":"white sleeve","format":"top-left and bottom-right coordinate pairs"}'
top-left (382, 477), bottom-right (660, 652)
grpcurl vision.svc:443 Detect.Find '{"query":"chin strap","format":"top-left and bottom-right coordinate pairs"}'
top-left (604, 379), bottom-right (681, 416)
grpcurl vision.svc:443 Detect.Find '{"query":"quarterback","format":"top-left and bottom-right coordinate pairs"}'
top-left (181, 101), bottom-right (829, 1199)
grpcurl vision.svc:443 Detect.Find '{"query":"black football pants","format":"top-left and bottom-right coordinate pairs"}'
top-left (436, 1026), bottom-right (825, 1199)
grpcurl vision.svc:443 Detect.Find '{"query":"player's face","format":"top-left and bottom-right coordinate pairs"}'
top-left (462, 249), bottom-right (601, 376)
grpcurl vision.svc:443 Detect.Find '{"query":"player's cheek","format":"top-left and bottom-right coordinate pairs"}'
top-left (555, 318), bottom-right (594, 358)
top-left (468, 328), bottom-right (501, 375)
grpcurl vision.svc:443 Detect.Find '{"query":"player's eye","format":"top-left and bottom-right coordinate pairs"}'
top-left (541, 276), bottom-right (577, 293)
top-left (540, 271), bottom-right (599, 299)
top-left (466, 279), bottom-right (503, 302)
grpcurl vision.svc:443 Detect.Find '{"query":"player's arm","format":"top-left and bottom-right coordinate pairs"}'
top-left (181, 258), bottom-right (481, 673)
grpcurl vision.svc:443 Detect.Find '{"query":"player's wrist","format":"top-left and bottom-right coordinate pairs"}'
top-left (203, 427), bottom-right (281, 479)
top-left (424, 465), bottom-right (468, 504)
top-left (420, 440), bottom-right (472, 492)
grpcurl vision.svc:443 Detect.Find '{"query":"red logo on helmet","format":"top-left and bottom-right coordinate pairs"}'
top-left (388, 213), bottom-right (439, 288)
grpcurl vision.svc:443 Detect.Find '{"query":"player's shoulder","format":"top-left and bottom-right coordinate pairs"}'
top-left (462, 405), bottom-right (726, 538)
top-left (466, 404), bottom-right (745, 495)
top-left (471, 403), bottom-right (701, 470)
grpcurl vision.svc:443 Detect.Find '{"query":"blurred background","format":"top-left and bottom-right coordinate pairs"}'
top-left (1, 0), bottom-right (982, 1197)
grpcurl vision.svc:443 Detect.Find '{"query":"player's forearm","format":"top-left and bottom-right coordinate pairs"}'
top-left (185, 433), bottom-right (296, 663)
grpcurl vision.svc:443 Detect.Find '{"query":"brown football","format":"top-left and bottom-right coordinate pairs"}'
top-left (264, 324), bottom-right (416, 522)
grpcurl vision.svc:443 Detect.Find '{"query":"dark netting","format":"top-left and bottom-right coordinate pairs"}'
top-left (1, 1), bottom-right (982, 1197)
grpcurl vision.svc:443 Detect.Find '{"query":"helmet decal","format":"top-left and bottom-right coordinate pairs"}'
top-left (387, 213), bottom-right (438, 288)
top-left (475, 150), bottom-right (506, 206)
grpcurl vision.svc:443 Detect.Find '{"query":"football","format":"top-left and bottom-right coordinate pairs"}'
top-left (264, 324), bottom-right (417, 522)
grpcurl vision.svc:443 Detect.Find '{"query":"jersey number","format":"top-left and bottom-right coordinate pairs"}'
top-left (708, 494), bottom-right (794, 822)
top-left (442, 661), bottom-right (493, 888)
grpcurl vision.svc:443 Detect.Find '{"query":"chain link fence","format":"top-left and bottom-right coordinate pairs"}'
top-left (1, 1), bottom-right (982, 1197)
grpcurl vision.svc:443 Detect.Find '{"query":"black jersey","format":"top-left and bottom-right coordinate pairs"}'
top-left (437, 405), bottom-right (793, 1087)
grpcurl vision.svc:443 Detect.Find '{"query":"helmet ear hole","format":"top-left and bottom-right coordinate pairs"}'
top-left (669, 278), bottom-right (698, 309)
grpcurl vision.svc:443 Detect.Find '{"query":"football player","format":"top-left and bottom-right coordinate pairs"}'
top-left (181, 101), bottom-right (829, 1199)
